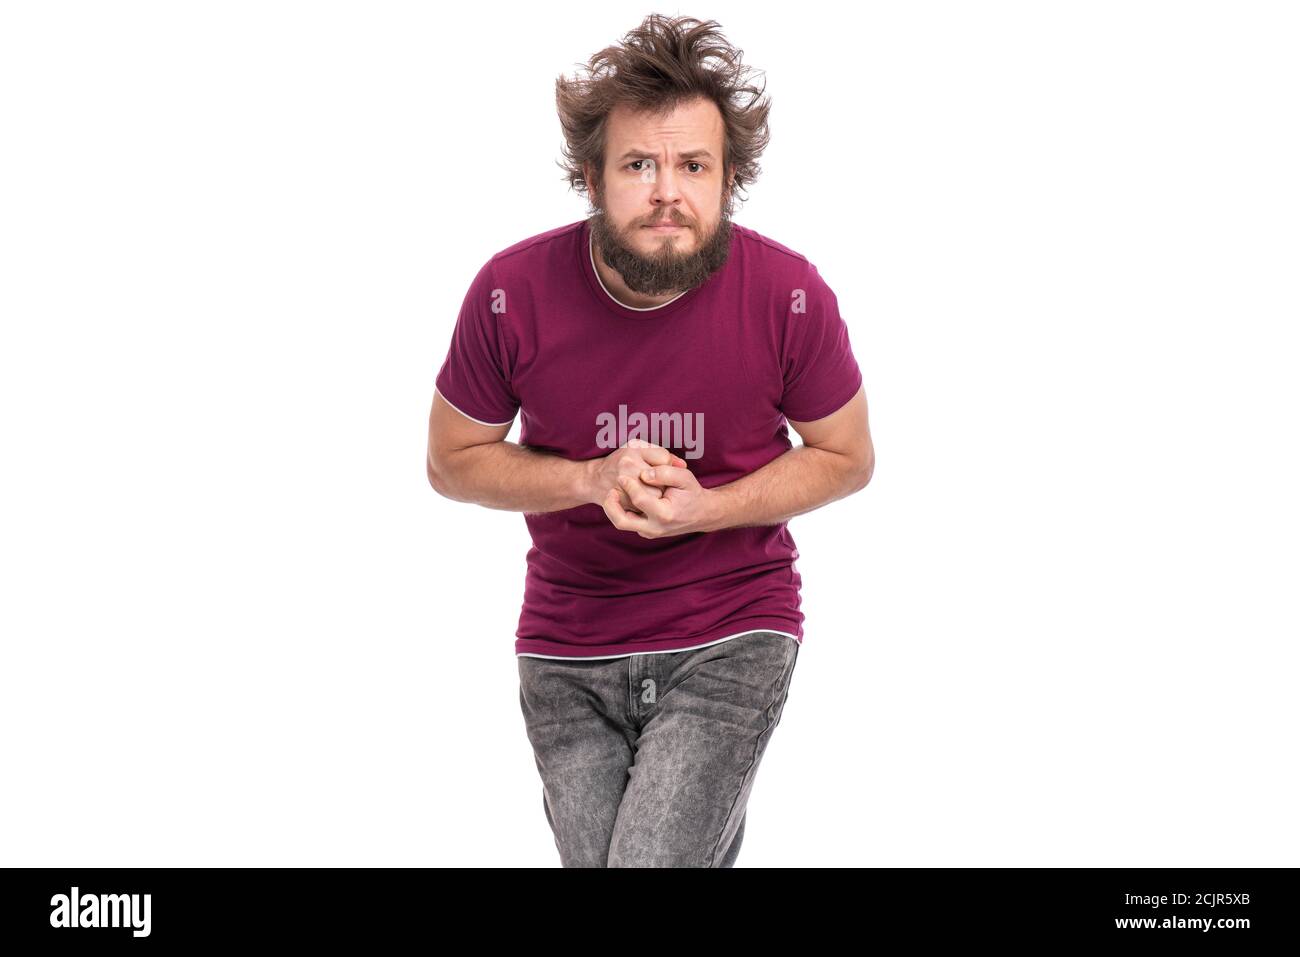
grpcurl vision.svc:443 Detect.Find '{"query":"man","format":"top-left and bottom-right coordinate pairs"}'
top-left (426, 15), bottom-right (874, 867)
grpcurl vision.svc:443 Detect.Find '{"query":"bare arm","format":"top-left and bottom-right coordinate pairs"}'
top-left (426, 391), bottom-right (686, 514)
top-left (604, 385), bottom-right (874, 537)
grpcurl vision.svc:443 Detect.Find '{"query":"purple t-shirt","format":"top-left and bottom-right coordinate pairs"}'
top-left (434, 218), bottom-right (863, 658)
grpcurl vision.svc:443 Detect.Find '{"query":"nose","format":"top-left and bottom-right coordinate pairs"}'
top-left (648, 163), bottom-right (682, 205)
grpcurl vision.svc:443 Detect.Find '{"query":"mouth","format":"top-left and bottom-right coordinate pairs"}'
top-left (643, 222), bottom-right (686, 231)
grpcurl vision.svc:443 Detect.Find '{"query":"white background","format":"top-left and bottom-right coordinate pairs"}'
top-left (2, 1), bottom-right (1296, 867)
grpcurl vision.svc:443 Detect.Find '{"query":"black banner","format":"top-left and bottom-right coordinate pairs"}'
top-left (0, 867), bottom-right (1293, 946)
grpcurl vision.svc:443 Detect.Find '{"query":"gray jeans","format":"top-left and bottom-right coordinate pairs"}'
top-left (517, 629), bottom-right (800, 867)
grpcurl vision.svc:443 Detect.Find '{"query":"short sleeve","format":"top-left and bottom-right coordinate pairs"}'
top-left (434, 258), bottom-right (520, 426)
top-left (778, 262), bottom-right (864, 422)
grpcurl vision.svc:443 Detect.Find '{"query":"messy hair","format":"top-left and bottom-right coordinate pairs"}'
top-left (555, 14), bottom-right (772, 207)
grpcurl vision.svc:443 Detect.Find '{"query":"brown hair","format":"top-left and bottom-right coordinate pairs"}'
top-left (555, 14), bottom-right (772, 208)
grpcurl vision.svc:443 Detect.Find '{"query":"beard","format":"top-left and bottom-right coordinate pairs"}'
top-left (587, 193), bottom-right (734, 297)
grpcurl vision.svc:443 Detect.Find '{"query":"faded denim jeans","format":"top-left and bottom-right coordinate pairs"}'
top-left (517, 629), bottom-right (800, 867)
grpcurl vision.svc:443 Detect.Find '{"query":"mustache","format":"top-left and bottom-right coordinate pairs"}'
top-left (644, 213), bottom-right (689, 227)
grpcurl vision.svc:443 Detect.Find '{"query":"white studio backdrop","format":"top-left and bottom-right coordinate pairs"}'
top-left (1, 1), bottom-right (1296, 866)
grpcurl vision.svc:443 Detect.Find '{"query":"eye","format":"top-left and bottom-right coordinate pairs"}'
top-left (685, 162), bottom-right (703, 173)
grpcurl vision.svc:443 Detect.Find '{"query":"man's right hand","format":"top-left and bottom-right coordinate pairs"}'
top-left (582, 438), bottom-right (688, 512)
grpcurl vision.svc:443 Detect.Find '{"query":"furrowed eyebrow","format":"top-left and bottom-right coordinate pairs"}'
top-left (616, 149), bottom-right (715, 163)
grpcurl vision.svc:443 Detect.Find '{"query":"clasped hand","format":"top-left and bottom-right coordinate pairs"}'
top-left (594, 439), bottom-right (715, 539)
